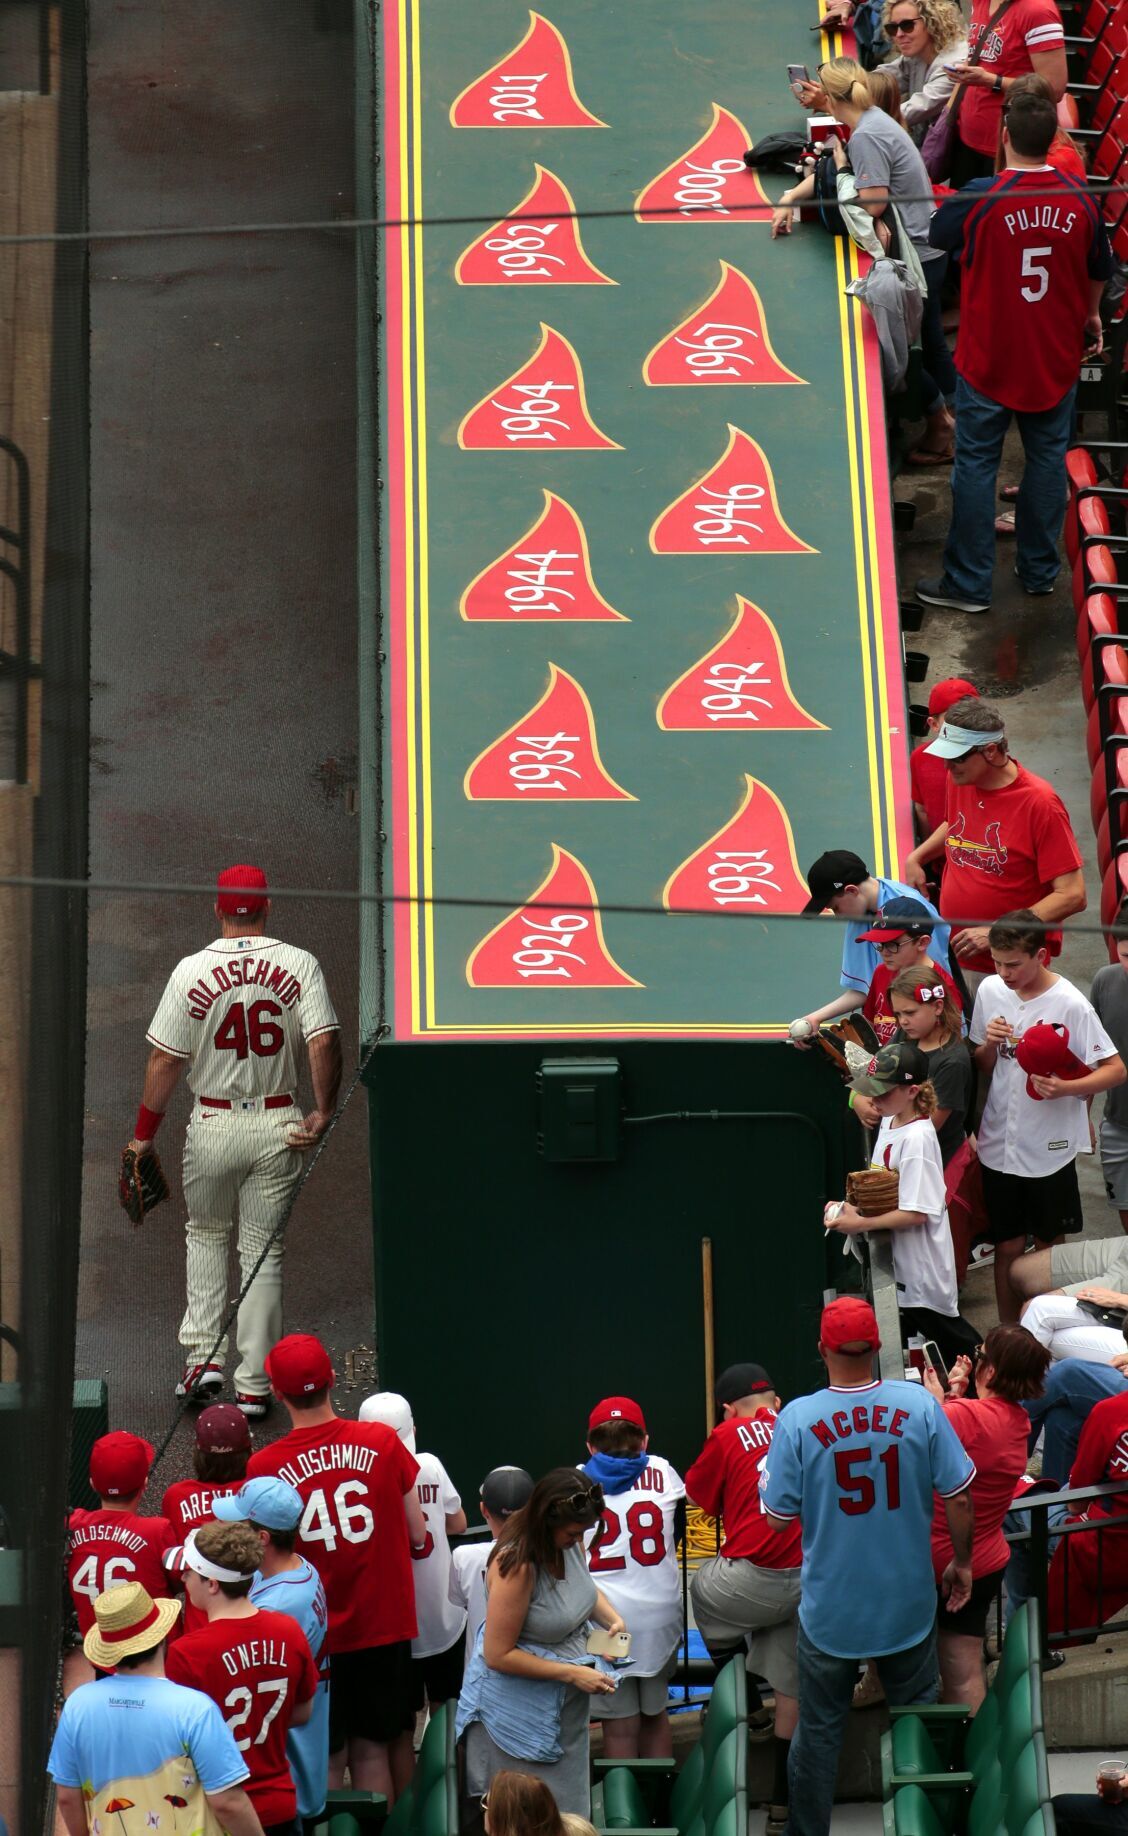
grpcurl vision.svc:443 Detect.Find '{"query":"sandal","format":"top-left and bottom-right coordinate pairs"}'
top-left (1000, 484), bottom-right (1019, 501)
top-left (851, 1662), bottom-right (886, 1710)
top-left (906, 442), bottom-right (955, 466)
top-left (995, 512), bottom-right (1015, 536)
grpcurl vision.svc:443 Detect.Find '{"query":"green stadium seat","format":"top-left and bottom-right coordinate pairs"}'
top-left (602, 1769), bottom-right (650, 1830)
top-left (596, 1657), bottom-right (746, 1834)
top-left (318, 1789), bottom-right (388, 1836)
top-left (382, 1785), bottom-right (414, 1836)
top-left (1002, 1742), bottom-right (1052, 1836)
top-left (883, 1603), bottom-right (1043, 1797)
top-left (414, 1704), bottom-right (450, 1804)
top-left (702, 1657), bottom-right (748, 1748)
top-left (700, 1729), bottom-right (747, 1832)
top-left (706, 1800), bottom-right (744, 1836)
top-left (417, 1776), bottom-right (455, 1836)
top-left (1018, 1809), bottom-right (1057, 1836)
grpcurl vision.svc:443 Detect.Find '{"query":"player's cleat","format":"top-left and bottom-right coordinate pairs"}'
top-left (236, 1391), bottom-right (271, 1421)
top-left (176, 1363), bottom-right (224, 1402)
top-left (915, 576), bottom-right (991, 615)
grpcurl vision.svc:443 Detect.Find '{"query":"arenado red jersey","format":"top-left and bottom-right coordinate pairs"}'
top-left (248, 1417), bottom-right (419, 1653)
top-left (685, 1412), bottom-right (803, 1569)
top-left (66, 1508), bottom-right (180, 1635)
top-left (166, 1607), bottom-right (318, 1826)
top-left (931, 168), bottom-right (1112, 412)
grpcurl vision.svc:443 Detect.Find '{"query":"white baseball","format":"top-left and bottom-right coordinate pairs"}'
top-left (824, 1200), bottom-right (845, 1224)
top-left (789, 1017), bottom-right (814, 1041)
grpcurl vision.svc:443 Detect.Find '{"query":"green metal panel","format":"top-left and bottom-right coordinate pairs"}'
top-left (367, 1043), bottom-right (860, 1495)
top-left (70, 1378), bottom-right (109, 1511)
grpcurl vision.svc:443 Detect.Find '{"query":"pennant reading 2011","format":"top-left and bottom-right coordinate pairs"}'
top-left (459, 325), bottom-right (620, 451)
top-left (461, 492), bottom-right (627, 622)
top-left (644, 262), bottom-right (806, 387)
top-left (650, 426), bottom-right (815, 555)
top-left (455, 166), bottom-right (613, 286)
top-left (449, 12), bottom-right (607, 128)
top-left (464, 664), bottom-right (634, 800)
top-left (636, 105), bottom-right (771, 224)
top-left (466, 845), bottom-right (641, 988)
top-left (658, 599), bottom-right (826, 731)
top-left (664, 775), bottom-right (810, 913)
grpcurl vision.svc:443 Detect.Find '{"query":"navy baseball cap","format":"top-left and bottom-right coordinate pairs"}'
top-left (856, 897), bottom-right (935, 944)
top-left (213, 1476), bottom-right (304, 1532)
top-left (715, 1362), bottom-right (774, 1406)
top-left (802, 850), bottom-right (869, 915)
top-left (480, 1466), bottom-right (534, 1518)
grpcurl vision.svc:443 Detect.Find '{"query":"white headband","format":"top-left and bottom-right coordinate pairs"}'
top-left (182, 1528), bottom-right (250, 1584)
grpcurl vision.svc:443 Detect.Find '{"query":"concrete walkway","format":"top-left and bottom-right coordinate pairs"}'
top-left (78, 0), bottom-right (373, 1475)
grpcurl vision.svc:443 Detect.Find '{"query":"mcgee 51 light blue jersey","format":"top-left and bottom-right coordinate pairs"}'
top-left (761, 1379), bottom-right (974, 1657)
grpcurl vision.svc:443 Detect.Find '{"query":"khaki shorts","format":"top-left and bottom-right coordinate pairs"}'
top-left (1051, 1235), bottom-right (1128, 1295)
top-left (690, 1557), bottom-right (801, 1698)
top-left (591, 1651), bottom-right (676, 1721)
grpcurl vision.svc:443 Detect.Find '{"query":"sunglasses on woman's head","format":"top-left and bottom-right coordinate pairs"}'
top-left (559, 1483), bottom-right (604, 1516)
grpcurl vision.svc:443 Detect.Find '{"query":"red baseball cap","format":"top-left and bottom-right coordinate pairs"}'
top-left (90, 1430), bottom-right (154, 1498)
top-left (196, 1402), bottom-right (252, 1453)
top-left (927, 677), bottom-right (978, 718)
top-left (216, 864), bottom-right (269, 917)
top-left (265, 1333), bottom-right (334, 1397)
top-left (820, 1296), bottom-right (881, 1353)
top-left (588, 1395), bottom-right (647, 1434)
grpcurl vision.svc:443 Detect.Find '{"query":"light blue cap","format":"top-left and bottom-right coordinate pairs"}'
top-left (212, 1475), bottom-right (304, 1532)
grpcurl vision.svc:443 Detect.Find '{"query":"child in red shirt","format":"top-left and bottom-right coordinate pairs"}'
top-left (65, 1430), bottom-right (180, 1692)
top-left (910, 678), bottom-right (979, 878)
top-left (855, 898), bottom-right (965, 1045)
top-left (167, 1520), bottom-right (318, 1835)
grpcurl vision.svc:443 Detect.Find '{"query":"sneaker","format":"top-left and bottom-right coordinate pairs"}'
top-left (969, 1241), bottom-right (995, 1268)
top-left (915, 575), bottom-right (991, 614)
top-left (177, 1362), bottom-right (224, 1402)
top-left (236, 1390), bottom-right (271, 1421)
top-left (1013, 566), bottom-right (1055, 596)
top-left (766, 1809), bottom-right (788, 1836)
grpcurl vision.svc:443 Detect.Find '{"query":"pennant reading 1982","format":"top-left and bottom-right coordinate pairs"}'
top-left (664, 775), bottom-right (810, 913)
top-left (455, 166), bottom-right (614, 286)
top-left (466, 845), bottom-right (641, 988)
top-left (450, 12), bottom-right (608, 129)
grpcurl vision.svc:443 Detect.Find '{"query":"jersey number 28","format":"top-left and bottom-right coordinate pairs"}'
top-left (213, 1000), bottom-right (284, 1059)
top-left (589, 1502), bottom-right (667, 1570)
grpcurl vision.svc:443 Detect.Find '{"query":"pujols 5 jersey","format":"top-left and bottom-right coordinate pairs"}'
top-left (585, 1455), bottom-right (686, 1676)
top-left (147, 936), bottom-right (339, 1101)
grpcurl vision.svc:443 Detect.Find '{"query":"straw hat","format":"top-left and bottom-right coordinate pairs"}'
top-left (83, 1581), bottom-right (181, 1668)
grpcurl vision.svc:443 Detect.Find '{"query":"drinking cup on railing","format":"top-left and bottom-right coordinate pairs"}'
top-left (1098, 1763), bottom-right (1125, 1803)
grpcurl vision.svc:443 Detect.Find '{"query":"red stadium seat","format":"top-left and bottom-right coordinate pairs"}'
top-left (1076, 538), bottom-right (1120, 618)
top-left (1087, 668), bottom-right (1128, 766)
top-left (1079, 591), bottom-right (1121, 689)
top-left (1067, 450), bottom-right (1102, 562)
top-left (1101, 852), bottom-right (1128, 928)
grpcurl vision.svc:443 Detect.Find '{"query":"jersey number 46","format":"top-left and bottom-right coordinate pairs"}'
top-left (299, 1480), bottom-right (375, 1551)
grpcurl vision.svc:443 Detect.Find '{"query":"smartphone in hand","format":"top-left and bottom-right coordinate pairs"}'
top-left (922, 1340), bottom-right (951, 1394)
top-left (788, 62), bottom-right (812, 85)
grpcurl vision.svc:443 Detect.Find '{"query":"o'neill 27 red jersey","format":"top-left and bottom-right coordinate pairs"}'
top-left (932, 167), bottom-right (1113, 413)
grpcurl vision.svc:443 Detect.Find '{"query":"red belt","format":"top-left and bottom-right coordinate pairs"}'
top-left (199, 1094), bottom-right (294, 1109)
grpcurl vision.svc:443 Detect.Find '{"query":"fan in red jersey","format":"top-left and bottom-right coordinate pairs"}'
top-left (247, 1333), bottom-right (427, 1805)
top-left (162, 1403), bottom-right (253, 1632)
top-left (65, 1431), bottom-right (181, 1692)
top-left (166, 1519), bottom-right (318, 1836)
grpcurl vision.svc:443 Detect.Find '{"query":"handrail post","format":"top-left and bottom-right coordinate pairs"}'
top-left (1029, 1502), bottom-right (1051, 1666)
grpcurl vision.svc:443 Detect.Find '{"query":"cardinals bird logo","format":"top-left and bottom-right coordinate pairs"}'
top-left (945, 812), bottom-right (1008, 877)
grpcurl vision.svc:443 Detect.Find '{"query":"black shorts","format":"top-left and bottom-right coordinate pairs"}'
top-left (935, 1564), bottom-right (1005, 1639)
top-left (979, 1160), bottom-right (1083, 1246)
top-left (329, 1640), bottom-right (415, 1749)
top-left (410, 1633), bottom-right (465, 1708)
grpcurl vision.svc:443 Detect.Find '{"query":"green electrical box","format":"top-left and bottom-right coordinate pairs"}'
top-left (537, 1057), bottom-right (622, 1163)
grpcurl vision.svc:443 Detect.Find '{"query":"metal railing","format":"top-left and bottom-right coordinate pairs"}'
top-left (1003, 1477), bottom-right (1128, 1663)
top-left (0, 436), bottom-right (41, 785)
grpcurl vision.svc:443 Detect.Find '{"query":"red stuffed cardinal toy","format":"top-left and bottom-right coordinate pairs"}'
top-left (1015, 1022), bottom-right (1090, 1100)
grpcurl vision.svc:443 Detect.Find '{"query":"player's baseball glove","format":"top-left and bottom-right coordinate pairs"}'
top-left (812, 1013), bottom-right (882, 1083)
top-left (846, 1166), bottom-right (901, 1217)
top-left (118, 1145), bottom-right (170, 1226)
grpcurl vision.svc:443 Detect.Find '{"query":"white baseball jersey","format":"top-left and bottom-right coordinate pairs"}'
top-left (584, 1454), bottom-right (686, 1676)
top-left (449, 1538), bottom-right (492, 1660)
top-left (411, 1451), bottom-right (466, 1659)
top-left (147, 935), bottom-right (339, 1100)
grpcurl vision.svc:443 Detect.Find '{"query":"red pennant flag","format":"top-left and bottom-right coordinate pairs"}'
top-left (461, 492), bottom-right (627, 622)
top-left (466, 845), bottom-right (642, 988)
top-left (664, 775), bottom-right (811, 913)
top-left (459, 324), bottom-right (621, 451)
top-left (464, 664), bottom-right (634, 800)
top-left (636, 105), bottom-right (772, 224)
top-left (650, 425), bottom-right (815, 555)
top-left (455, 166), bottom-right (614, 287)
top-left (658, 598), bottom-right (827, 731)
top-left (644, 262), bottom-right (806, 387)
top-left (449, 12), bottom-right (607, 129)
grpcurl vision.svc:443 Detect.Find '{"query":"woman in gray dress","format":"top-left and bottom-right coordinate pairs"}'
top-left (462, 1469), bottom-right (628, 1816)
